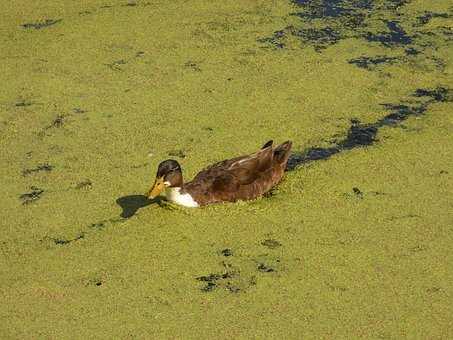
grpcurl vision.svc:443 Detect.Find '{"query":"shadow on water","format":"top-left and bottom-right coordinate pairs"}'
top-left (116, 195), bottom-right (159, 218)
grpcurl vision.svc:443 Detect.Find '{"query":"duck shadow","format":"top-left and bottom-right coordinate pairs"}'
top-left (116, 194), bottom-right (161, 218)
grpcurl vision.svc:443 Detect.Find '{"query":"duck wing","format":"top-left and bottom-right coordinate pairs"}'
top-left (193, 144), bottom-right (274, 188)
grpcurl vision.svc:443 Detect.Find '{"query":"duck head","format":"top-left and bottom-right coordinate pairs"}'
top-left (147, 159), bottom-right (183, 199)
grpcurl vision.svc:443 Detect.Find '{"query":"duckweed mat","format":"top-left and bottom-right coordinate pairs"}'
top-left (1, 0), bottom-right (452, 338)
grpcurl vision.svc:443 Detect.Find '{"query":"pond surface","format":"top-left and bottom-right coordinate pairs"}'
top-left (1, 0), bottom-right (452, 338)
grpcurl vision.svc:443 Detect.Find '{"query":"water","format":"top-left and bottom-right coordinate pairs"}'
top-left (1, 0), bottom-right (452, 338)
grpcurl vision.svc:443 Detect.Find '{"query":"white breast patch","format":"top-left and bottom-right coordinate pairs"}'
top-left (165, 187), bottom-right (199, 207)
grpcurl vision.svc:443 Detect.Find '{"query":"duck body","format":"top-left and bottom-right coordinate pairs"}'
top-left (147, 140), bottom-right (292, 207)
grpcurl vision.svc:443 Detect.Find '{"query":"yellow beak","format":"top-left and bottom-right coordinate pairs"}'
top-left (147, 177), bottom-right (165, 199)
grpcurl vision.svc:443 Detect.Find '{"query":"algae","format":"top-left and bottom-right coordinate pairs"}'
top-left (1, 0), bottom-right (453, 339)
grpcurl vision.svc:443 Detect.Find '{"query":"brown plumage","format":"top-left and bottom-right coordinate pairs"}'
top-left (147, 140), bottom-right (292, 207)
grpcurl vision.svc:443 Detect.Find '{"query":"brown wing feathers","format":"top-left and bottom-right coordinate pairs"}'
top-left (184, 141), bottom-right (292, 205)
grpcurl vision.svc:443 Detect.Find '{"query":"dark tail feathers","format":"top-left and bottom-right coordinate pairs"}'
top-left (262, 140), bottom-right (273, 149)
top-left (273, 141), bottom-right (292, 164)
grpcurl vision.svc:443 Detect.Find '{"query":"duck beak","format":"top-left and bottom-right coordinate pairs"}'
top-left (147, 176), bottom-right (165, 199)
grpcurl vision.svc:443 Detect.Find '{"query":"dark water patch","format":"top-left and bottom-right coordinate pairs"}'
top-left (22, 19), bottom-right (62, 30)
top-left (287, 86), bottom-right (450, 170)
top-left (51, 115), bottom-right (65, 128)
top-left (269, 0), bottom-right (375, 50)
top-left (105, 59), bottom-right (127, 71)
top-left (168, 149), bottom-right (186, 159)
top-left (75, 179), bottom-right (92, 190)
top-left (257, 263), bottom-right (275, 273)
top-left (340, 123), bottom-right (378, 148)
top-left (352, 187), bottom-right (364, 198)
top-left (196, 267), bottom-right (235, 293)
top-left (51, 233), bottom-right (85, 246)
top-left (200, 282), bottom-right (216, 292)
top-left (378, 103), bottom-right (427, 125)
top-left (261, 239), bottom-right (282, 249)
top-left (197, 272), bottom-right (232, 282)
top-left (291, 0), bottom-right (373, 19)
top-left (257, 30), bottom-right (286, 49)
top-left (15, 99), bottom-right (33, 107)
top-left (84, 277), bottom-right (105, 287)
top-left (409, 244), bottom-right (427, 253)
top-left (116, 194), bottom-right (154, 218)
top-left (417, 12), bottom-right (450, 26)
top-left (426, 287), bottom-right (441, 294)
top-left (260, 0), bottom-right (420, 52)
top-left (89, 217), bottom-right (125, 229)
top-left (73, 107), bottom-right (87, 114)
top-left (226, 283), bottom-right (241, 293)
top-left (195, 261), bottom-right (254, 293)
top-left (22, 163), bottom-right (53, 176)
top-left (366, 20), bottom-right (412, 47)
top-left (344, 187), bottom-right (386, 199)
top-left (20, 186), bottom-right (44, 205)
top-left (414, 87), bottom-right (453, 102)
top-left (404, 47), bottom-right (420, 55)
top-left (348, 55), bottom-right (400, 70)
top-left (220, 248), bottom-right (233, 257)
top-left (38, 115), bottom-right (66, 137)
top-left (292, 0), bottom-right (348, 18)
top-left (131, 162), bottom-right (149, 169)
top-left (380, 0), bottom-right (410, 10)
top-left (89, 221), bottom-right (106, 230)
top-left (286, 148), bottom-right (338, 170)
top-left (43, 217), bottom-right (126, 248)
top-left (427, 56), bottom-right (447, 71)
top-left (184, 61), bottom-right (201, 71)
top-left (294, 27), bottom-right (341, 51)
top-left (326, 282), bottom-right (348, 292)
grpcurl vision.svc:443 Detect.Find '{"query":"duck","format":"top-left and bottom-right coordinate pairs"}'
top-left (146, 140), bottom-right (292, 207)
